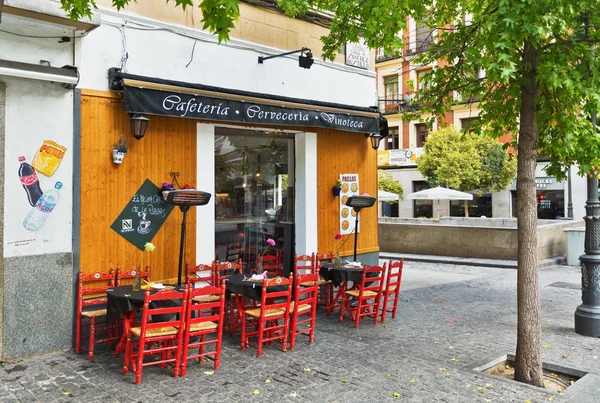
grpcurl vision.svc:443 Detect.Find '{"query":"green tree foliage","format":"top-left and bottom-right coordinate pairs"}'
top-left (378, 170), bottom-right (404, 204)
top-left (62, 0), bottom-right (600, 387)
top-left (417, 127), bottom-right (516, 195)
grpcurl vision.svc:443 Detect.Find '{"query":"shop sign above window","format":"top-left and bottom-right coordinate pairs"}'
top-left (345, 39), bottom-right (370, 70)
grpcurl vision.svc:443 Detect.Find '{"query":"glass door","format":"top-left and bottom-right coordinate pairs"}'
top-left (214, 127), bottom-right (294, 273)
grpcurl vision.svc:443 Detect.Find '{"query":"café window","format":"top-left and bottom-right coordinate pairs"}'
top-left (511, 189), bottom-right (565, 219)
top-left (413, 181), bottom-right (433, 218)
top-left (385, 126), bottom-right (400, 150)
top-left (214, 127), bottom-right (294, 273)
top-left (450, 193), bottom-right (492, 217)
top-left (415, 123), bottom-right (430, 148)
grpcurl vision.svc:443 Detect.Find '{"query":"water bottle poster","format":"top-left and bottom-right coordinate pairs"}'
top-left (110, 179), bottom-right (175, 250)
top-left (6, 138), bottom-right (70, 256)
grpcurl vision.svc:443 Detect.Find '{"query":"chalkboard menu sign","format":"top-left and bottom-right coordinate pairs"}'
top-left (110, 179), bottom-right (175, 250)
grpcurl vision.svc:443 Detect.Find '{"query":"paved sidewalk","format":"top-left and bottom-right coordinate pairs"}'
top-left (1, 261), bottom-right (599, 402)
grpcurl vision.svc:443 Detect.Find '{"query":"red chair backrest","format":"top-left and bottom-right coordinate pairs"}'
top-left (186, 262), bottom-right (216, 287)
top-left (293, 253), bottom-right (316, 277)
top-left (260, 252), bottom-right (281, 275)
top-left (316, 252), bottom-right (334, 268)
top-left (216, 259), bottom-right (242, 283)
top-left (77, 269), bottom-right (115, 314)
top-left (138, 287), bottom-right (187, 337)
top-left (358, 264), bottom-right (386, 296)
top-left (116, 266), bottom-right (151, 286)
top-left (386, 260), bottom-right (404, 291)
top-left (294, 273), bottom-right (319, 308)
top-left (260, 275), bottom-right (293, 316)
top-left (186, 284), bottom-right (225, 329)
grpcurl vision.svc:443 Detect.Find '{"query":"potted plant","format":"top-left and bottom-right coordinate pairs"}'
top-left (161, 182), bottom-right (176, 200)
top-left (333, 179), bottom-right (342, 196)
top-left (111, 136), bottom-right (128, 164)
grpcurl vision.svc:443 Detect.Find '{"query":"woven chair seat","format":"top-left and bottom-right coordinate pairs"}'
top-left (81, 309), bottom-right (107, 318)
top-left (301, 279), bottom-right (331, 287)
top-left (176, 321), bottom-right (218, 332)
top-left (192, 295), bottom-right (221, 303)
top-left (130, 326), bottom-right (178, 338)
top-left (345, 289), bottom-right (378, 298)
top-left (245, 307), bottom-right (285, 318)
top-left (289, 302), bottom-right (311, 314)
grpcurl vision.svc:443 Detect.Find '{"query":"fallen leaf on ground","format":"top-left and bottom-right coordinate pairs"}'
top-left (440, 367), bottom-right (446, 371)
top-left (384, 324), bottom-right (388, 328)
top-left (289, 392), bottom-right (297, 397)
top-left (61, 391), bottom-right (72, 396)
top-left (359, 337), bottom-right (362, 340)
top-left (341, 379), bottom-right (349, 383)
top-left (393, 392), bottom-right (402, 398)
top-left (563, 355), bottom-right (568, 359)
top-left (484, 399), bottom-right (491, 403)
top-left (434, 341), bottom-right (440, 344)
top-left (548, 397), bottom-right (555, 401)
top-left (593, 356), bottom-right (598, 359)
top-left (525, 400), bottom-right (531, 403)
top-left (477, 387), bottom-right (484, 393)
top-left (544, 344), bottom-right (551, 348)
top-left (570, 347), bottom-right (576, 350)
top-left (303, 368), bottom-right (311, 373)
top-left (337, 332), bottom-right (341, 335)
top-left (485, 383), bottom-right (492, 388)
top-left (301, 387), bottom-right (307, 390)
top-left (445, 373), bottom-right (452, 377)
top-left (386, 373), bottom-right (391, 377)
top-left (203, 371), bottom-right (214, 376)
top-left (450, 358), bottom-right (459, 362)
top-left (437, 300), bottom-right (441, 303)
top-left (444, 318), bottom-right (455, 323)
top-left (265, 379), bottom-right (271, 383)
top-left (449, 346), bottom-right (455, 349)
top-left (409, 379), bottom-right (416, 383)
top-left (252, 390), bottom-right (260, 395)
top-left (551, 373), bottom-right (558, 377)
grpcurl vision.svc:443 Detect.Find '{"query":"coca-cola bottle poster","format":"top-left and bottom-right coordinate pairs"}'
top-left (6, 139), bottom-right (68, 255)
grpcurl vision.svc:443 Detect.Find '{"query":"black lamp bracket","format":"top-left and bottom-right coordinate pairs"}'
top-left (170, 171), bottom-right (182, 189)
top-left (258, 47), bottom-right (311, 64)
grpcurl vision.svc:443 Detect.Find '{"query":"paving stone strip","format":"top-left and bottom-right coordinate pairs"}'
top-left (1, 262), bottom-right (599, 402)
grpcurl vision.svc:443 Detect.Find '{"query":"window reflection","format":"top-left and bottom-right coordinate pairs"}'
top-left (214, 127), bottom-right (294, 273)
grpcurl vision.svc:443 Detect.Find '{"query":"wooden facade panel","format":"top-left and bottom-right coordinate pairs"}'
top-left (80, 91), bottom-right (197, 282)
top-left (317, 129), bottom-right (379, 257)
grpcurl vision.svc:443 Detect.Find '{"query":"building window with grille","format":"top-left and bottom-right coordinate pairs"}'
top-left (415, 123), bottom-right (430, 148)
top-left (383, 75), bottom-right (399, 113)
top-left (385, 127), bottom-right (400, 150)
top-left (417, 68), bottom-right (433, 92)
top-left (415, 21), bottom-right (434, 52)
top-left (461, 117), bottom-right (480, 132)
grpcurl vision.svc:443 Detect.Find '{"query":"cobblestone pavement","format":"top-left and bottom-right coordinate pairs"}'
top-left (1, 262), bottom-right (599, 403)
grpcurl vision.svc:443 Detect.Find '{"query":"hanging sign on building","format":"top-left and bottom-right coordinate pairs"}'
top-left (110, 179), bottom-right (175, 250)
top-left (377, 148), bottom-right (423, 167)
top-left (510, 176), bottom-right (563, 191)
top-left (124, 86), bottom-right (378, 134)
top-left (345, 39), bottom-right (370, 70)
top-left (339, 173), bottom-right (360, 235)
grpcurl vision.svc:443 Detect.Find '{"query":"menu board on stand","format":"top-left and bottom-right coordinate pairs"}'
top-left (339, 174), bottom-right (359, 235)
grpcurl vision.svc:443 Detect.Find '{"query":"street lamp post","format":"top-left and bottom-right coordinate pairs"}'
top-left (575, 110), bottom-right (600, 336)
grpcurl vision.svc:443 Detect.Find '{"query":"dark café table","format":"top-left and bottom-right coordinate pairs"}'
top-left (319, 262), bottom-right (365, 314)
top-left (225, 273), bottom-right (287, 300)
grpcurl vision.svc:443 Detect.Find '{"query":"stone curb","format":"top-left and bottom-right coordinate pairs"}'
top-left (379, 252), bottom-right (567, 269)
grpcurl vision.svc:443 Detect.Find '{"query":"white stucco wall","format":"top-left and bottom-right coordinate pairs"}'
top-left (77, 10), bottom-right (376, 107)
top-left (2, 77), bottom-right (73, 257)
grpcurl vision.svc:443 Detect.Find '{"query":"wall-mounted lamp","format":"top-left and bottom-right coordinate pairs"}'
top-left (258, 47), bottom-right (314, 69)
top-left (130, 114), bottom-right (150, 140)
top-left (368, 116), bottom-right (389, 150)
top-left (369, 133), bottom-right (383, 150)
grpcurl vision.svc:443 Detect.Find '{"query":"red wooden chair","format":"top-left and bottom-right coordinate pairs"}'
top-left (315, 252), bottom-right (335, 307)
top-left (115, 265), bottom-right (151, 286)
top-left (240, 275), bottom-right (292, 357)
top-left (123, 286), bottom-right (188, 384)
top-left (293, 253), bottom-right (316, 279)
top-left (381, 259), bottom-right (404, 322)
top-left (260, 252), bottom-right (282, 277)
top-left (180, 283), bottom-right (226, 377)
top-left (75, 269), bottom-right (119, 361)
top-left (339, 264), bottom-right (386, 328)
top-left (216, 259), bottom-right (243, 335)
top-left (289, 273), bottom-right (318, 350)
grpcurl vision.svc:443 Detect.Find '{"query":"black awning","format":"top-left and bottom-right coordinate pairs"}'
top-left (110, 69), bottom-right (380, 134)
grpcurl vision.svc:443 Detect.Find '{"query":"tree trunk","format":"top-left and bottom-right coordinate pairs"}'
top-left (514, 41), bottom-right (544, 387)
top-left (463, 199), bottom-right (469, 217)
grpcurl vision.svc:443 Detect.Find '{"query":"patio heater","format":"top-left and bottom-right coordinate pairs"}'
top-left (164, 190), bottom-right (212, 288)
top-left (345, 196), bottom-right (377, 262)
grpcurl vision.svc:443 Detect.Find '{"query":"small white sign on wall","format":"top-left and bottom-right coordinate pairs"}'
top-left (345, 39), bottom-right (370, 70)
